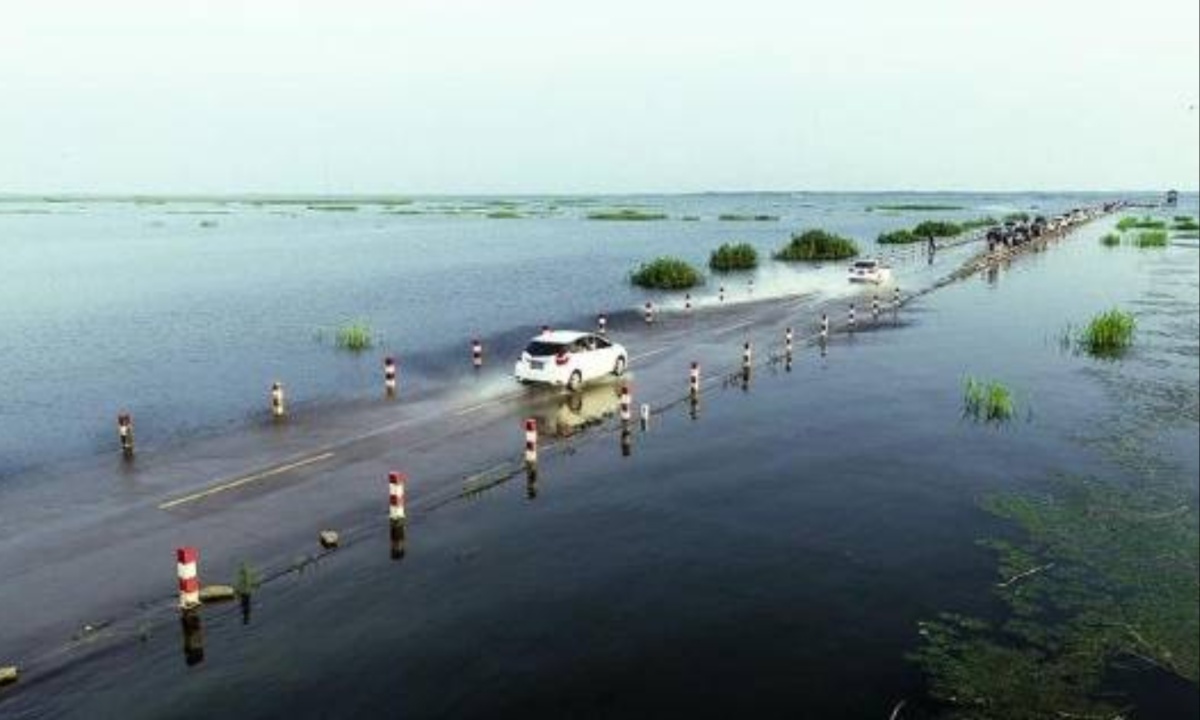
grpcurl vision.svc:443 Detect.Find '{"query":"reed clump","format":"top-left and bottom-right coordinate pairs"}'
top-left (867, 203), bottom-right (964, 211)
top-left (774, 229), bottom-right (859, 261)
top-left (963, 377), bottom-right (1016, 422)
top-left (1171, 216), bottom-right (1199, 231)
top-left (587, 208), bottom-right (668, 221)
top-left (1100, 232), bottom-right (1121, 247)
top-left (1132, 230), bottom-right (1168, 248)
top-left (709, 242), bottom-right (759, 271)
top-left (1078, 309), bottom-right (1135, 357)
top-left (335, 321), bottom-right (375, 351)
top-left (630, 257), bottom-right (703, 289)
top-left (1116, 215), bottom-right (1166, 231)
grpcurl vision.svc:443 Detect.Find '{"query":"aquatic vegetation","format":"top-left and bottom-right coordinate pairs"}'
top-left (485, 210), bottom-right (522, 219)
top-left (912, 476), bottom-right (1199, 717)
top-left (709, 242), bottom-right (759, 271)
top-left (1078, 309), bottom-right (1135, 357)
top-left (1170, 216), bottom-right (1199, 231)
top-left (335, 321), bottom-right (375, 351)
top-left (877, 229), bottom-right (919, 244)
top-left (912, 220), bottom-right (965, 238)
top-left (717, 213), bottom-right (779, 221)
top-left (586, 208), bottom-right (668, 221)
top-left (1116, 215), bottom-right (1166, 231)
top-left (1100, 232), bottom-right (1121, 247)
top-left (961, 216), bottom-right (1000, 230)
top-left (867, 203), bottom-right (964, 211)
top-left (1003, 211), bottom-right (1031, 222)
top-left (962, 377), bottom-right (1015, 422)
top-left (199, 219), bottom-right (218, 228)
top-left (1132, 230), bottom-right (1168, 248)
top-left (234, 561), bottom-right (260, 597)
top-left (680, 215), bottom-right (701, 221)
top-left (308, 204), bottom-right (360, 212)
top-left (630, 257), bottom-right (703, 289)
top-left (774, 229), bottom-right (859, 261)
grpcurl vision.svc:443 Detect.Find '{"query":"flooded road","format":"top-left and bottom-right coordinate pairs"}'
top-left (1, 197), bottom-right (1196, 718)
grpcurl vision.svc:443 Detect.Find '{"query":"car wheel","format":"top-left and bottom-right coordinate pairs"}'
top-left (613, 355), bottom-right (627, 376)
top-left (566, 370), bottom-right (583, 392)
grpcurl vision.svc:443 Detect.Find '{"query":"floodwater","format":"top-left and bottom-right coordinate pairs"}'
top-left (0, 192), bottom-right (1123, 479)
top-left (1, 194), bottom-right (1195, 718)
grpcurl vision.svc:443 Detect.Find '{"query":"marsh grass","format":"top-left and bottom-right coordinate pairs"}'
top-left (718, 213), bottom-right (779, 221)
top-left (962, 216), bottom-right (1000, 230)
top-left (485, 210), bottom-right (522, 219)
top-left (912, 220), bottom-right (965, 237)
top-left (1132, 230), bottom-right (1168, 248)
top-left (630, 257), bottom-right (702, 289)
top-left (234, 561), bottom-right (260, 597)
top-left (1100, 232), bottom-right (1121, 247)
top-left (335, 321), bottom-right (375, 351)
top-left (867, 203), bottom-right (963, 211)
top-left (709, 242), bottom-right (758, 271)
top-left (774, 229), bottom-right (859, 261)
top-left (1003, 211), bottom-right (1031, 222)
top-left (962, 377), bottom-right (1016, 422)
top-left (308, 204), bottom-right (360, 212)
top-left (1116, 215), bottom-right (1166, 231)
top-left (1171, 216), bottom-right (1199, 231)
top-left (1078, 309), bottom-right (1135, 357)
top-left (587, 208), bottom-right (668, 221)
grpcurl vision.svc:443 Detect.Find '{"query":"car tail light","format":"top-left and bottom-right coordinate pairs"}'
top-left (555, 351), bottom-right (570, 366)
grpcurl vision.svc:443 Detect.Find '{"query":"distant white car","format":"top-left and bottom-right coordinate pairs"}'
top-left (514, 330), bottom-right (628, 391)
top-left (848, 258), bottom-right (892, 284)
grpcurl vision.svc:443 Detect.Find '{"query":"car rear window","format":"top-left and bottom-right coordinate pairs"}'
top-left (525, 341), bottom-right (567, 357)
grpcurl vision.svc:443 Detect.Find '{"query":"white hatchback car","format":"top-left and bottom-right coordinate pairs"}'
top-left (514, 330), bottom-right (628, 391)
top-left (848, 258), bottom-right (892, 284)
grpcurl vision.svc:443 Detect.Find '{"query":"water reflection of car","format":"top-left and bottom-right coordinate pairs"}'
top-left (848, 258), bottom-right (892, 284)
top-left (514, 330), bottom-right (628, 392)
top-left (529, 382), bottom-right (623, 438)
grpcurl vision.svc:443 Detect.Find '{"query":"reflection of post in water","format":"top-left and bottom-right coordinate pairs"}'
top-left (620, 426), bottom-right (632, 457)
top-left (689, 395), bottom-right (700, 421)
top-left (986, 264), bottom-right (999, 285)
top-left (525, 464), bottom-right (539, 500)
top-left (741, 366), bottom-right (751, 391)
top-left (180, 610), bottom-right (204, 667)
top-left (390, 520), bottom-right (407, 560)
top-left (785, 352), bottom-right (793, 373)
top-left (820, 338), bottom-right (828, 359)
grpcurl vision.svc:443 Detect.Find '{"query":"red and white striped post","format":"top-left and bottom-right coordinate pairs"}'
top-left (619, 384), bottom-right (632, 423)
top-left (388, 472), bottom-right (406, 524)
top-left (689, 361), bottom-right (700, 398)
top-left (176, 546), bottom-right (200, 610)
top-left (523, 418), bottom-right (538, 468)
top-left (471, 339), bottom-right (483, 369)
top-left (719, 285), bottom-right (725, 303)
top-left (597, 313), bottom-right (607, 335)
top-left (383, 356), bottom-right (397, 397)
top-left (742, 341), bottom-right (753, 371)
top-left (117, 412), bottom-right (135, 459)
top-left (685, 293), bottom-right (692, 312)
top-left (893, 286), bottom-right (901, 310)
top-left (644, 301), bottom-right (654, 325)
top-left (848, 304), bottom-right (857, 331)
top-left (785, 327), bottom-right (794, 355)
top-left (820, 313), bottom-right (830, 342)
top-left (872, 295), bottom-right (880, 318)
top-left (271, 381), bottom-right (286, 419)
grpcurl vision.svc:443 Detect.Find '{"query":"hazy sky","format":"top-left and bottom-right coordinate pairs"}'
top-left (1, 0), bottom-right (1197, 194)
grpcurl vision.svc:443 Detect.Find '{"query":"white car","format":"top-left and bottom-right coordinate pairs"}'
top-left (848, 258), bottom-right (892, 284)
top-left (514, 330), bottom-right (628, 391)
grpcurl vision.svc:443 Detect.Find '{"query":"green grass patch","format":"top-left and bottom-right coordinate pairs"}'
top-left (912, 220), bottom-right (965, 237)
top-left (717, 213), bottom-right (779, 222)
top-left (962, 216), bottom-right (1000, 230)
top-left (485, 210), bottom-right (522, 219)
top-left (1003, 211), bottom-right (1031, 222)
top-left (1078, 309), bottom-right (1135, 357)
top-left (1116, 215), bottom-right (1166, 231)
top-left (308, 204), bottom-right (360, 212)
top-left (680, 215), bottom-right (701, 221)
top-left (335, 321), bottom-right (375, 352)
top-left (877, 229), bottom-right (920, 244)
top-left (1100, 232), bottom-right (1121, 247)
top-left (962, 377), bottom-right (1016, 422)
top-left (1132, 230), bottom-right (1168, 248)
top-left (586, 208), bottom-right (668, 221)
top-left (708, 242), bottom-right (758, 272)
top-left (867, 203), bottom-right (963, 211)
top-left (630, 257), bottom-right (703, 289)
top-left (1170, 216), bottom-right (1199, 231)
top-left (774, 229), bottom-right (859, 261)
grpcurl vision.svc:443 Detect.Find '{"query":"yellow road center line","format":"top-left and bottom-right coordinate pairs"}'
top-left (159, 452), bottom-right (335, 510)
